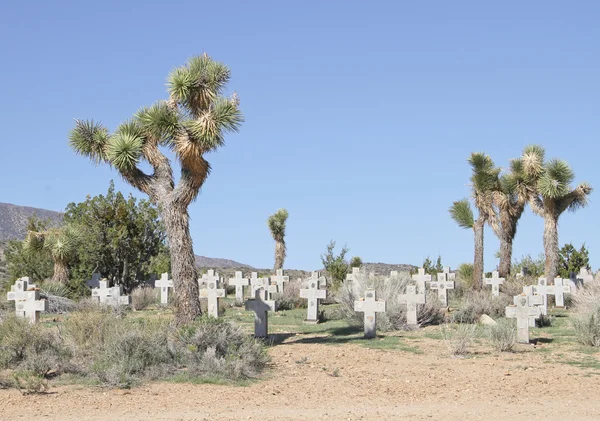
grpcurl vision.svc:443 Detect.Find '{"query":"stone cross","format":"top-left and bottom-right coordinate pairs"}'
top-left (86, 272), bottom-right (102, 289)
top-left (574, 268), bottom-right (593, 288)
top-left (550, 278), bottom-right (571, 307)
top-left (91, 280), bottom-right (131, 307)
top-left (346, 267), bottom-right (361, 283)
top-left (522, 286), bottom-right (544, 326)
top-left (484, 271), bottom-right (505, 297)
top-left (7, 277), bottom-right (35, 303)
top-left (506, 294), bottom-right (541, 343)
top-left (199, 279), bottom-right (226, 318)
top-left (267, 283), bottom-right (279, 300)
top-left (154, 272), bottom-right (173, 304)
top-left (534, 277), bottom-right (554, 315)
top-left (411, 268), bottom-right (431, 294)
top-left (300, 272), bottom-right (327, 322)
top-left (354, 289), bottom-right (386, 339)
top-left (228, 271), bottom-right (250, 303)
top-left (271, 269), bottom-right (289, 292)
top-left (399, 285), bottom-right (425, 326)
top-left (199, 269), bottom-right (219, 287)
top-left (245, 288), bottom-right (276, 338)
top-left (15, 289), bottom-right (48, 323)
top-left (431, 271), bottom-right (455, 307)
top-left (250, 272), bottom-right (269, 297)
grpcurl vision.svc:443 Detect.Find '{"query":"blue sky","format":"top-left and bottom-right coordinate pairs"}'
top-left (0, 1), bottom-right (598, 271)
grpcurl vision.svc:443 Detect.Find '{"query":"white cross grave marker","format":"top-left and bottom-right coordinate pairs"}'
top-left (250, 272), bottom-right (270, 297)
top-left (271, 269), bottom-right (289, 292)
top-left (346, 267), bottom-right (360, 283)
top-left (399, 285), bottom-right (425, 326)
top-left (199, 269), bottom-right (219, 287)
top-left (484, 271), bottom-right (505, 297)
top-left (521, 286), bottom-right (544, 326)
top-left (86, 272), bottom-right (102, 289)
top-left (154, 272), bottom-right (173, 304)
top-left (228, 271), bottom-right (250, 303)
top-left (245, 288), bottom-right (276, 338)
top-left (431, 270), bottom-right (455, 307)
top-left (267, 283), bottom-right (279, 300)
top-left (91, 280), bottom-right (131, 307)
top-left (15, 289), bottom-right (48, 323)
top-left (506, 294), bottom-right (541, 343)
top-left (574, 268), bottom-right (593, 288)
top-left (354, 288), bottom-right (386, 339)
top-left (300, 272), bottom-right (327, 322)
top-left (199, 279), bottom-right (226, 318)
top-left (549, 278), bottom-right (571, 307)
top-left (534, 277), bottom-right (554, 315)
top-left (411, 268), bottom-right (431, 294)
top-left (7, 277), bottom-right (35, 303)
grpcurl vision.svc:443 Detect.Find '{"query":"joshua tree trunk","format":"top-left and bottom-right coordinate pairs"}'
top-left (52, 261), bottom-right (69, 284)
top-left (161, 201), bottom-right (200, 324)
top-left (498, 237), bottom-right (512, 279)
top-left (543, 213), bottom-right (559, 280)
top-left (274, 240), bottom-right (286, 271)
top-left (472, 218), bottom-right (485, 290)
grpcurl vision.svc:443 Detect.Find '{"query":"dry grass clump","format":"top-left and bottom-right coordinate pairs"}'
top-left (131, 286), bottom-right (158, 311)
top-left (275, 278), bottom-right (306, 310)
top-left (337, 271), bottom-right (443, 331)
top-left (451, 290), bottom-right (511, 324)
top-left (441, 323), bottom-right (479, 356)
top-left (572, 284), bottom-right (600, 347)
top-left (487, 319), bottom-right (517, 352)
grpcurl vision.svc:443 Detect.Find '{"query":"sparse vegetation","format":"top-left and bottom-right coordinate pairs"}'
top-left (451, 291), bottom-right (511, 324)
top-left (487, 319), bottom-right (517, 352)
top-left (441, 323), bottom-right (479, 356)
top-left (131, 286), bottom-right (158, 311)
top-left (572, 285), bottom-right (600, 347)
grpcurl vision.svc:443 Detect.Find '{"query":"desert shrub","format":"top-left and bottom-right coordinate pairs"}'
top-left (451, 291), bottom-right (512, 324)
top-left (442, 323), bottom-right (479, 356)
top-left (0, 315), bottom-right (69, 377)
top-left (511, 253), bottom-right (545, 278)
top-left (501, 275), bottom-right (532, 298)
top-left (13, 370), bottom-right (48, 394)
top-left (572, 284), bottom-right (600, 347)
top-left (175, 317), bottom-right (269, 380)
top-left (453, 263), bottom-right (474, 297)
top-left (487, 319), bottom-right (516, 352)
top-left (275, 278), bottom-right (305, 310)
top-left (536, 313), bottom-right (553, 327)
top-left (337, 271), bottom-right (443, 331)
top-left (131, 286), bottom-right (158, 311)
top-left (62, 304), bottom-right (121, 356)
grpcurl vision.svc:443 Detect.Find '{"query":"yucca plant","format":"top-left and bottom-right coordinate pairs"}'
top-left (24, 225), bottom-right (81, 284)
top-left (69, 54), bottom-right (243, 324)
top-left (268, 209), bottom-right (289, 271)
top-left (449, 153), bottom-right (500, 289)
top-left (523, 146), bottom-right (592, 279)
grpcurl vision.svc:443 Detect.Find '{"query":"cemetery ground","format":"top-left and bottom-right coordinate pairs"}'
top-left (2, 300), bottom-right (600, 420)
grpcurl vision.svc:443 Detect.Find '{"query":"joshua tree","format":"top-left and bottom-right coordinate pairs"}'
top-left (268, 209), bottom-right (289, 271)
top-left (24, 225), bottom-right (80, 283)
top-left (522, 146), bottom-right (592, 279)
top-left (69, 54), bottom-right (243, 324)
top-left (449, 153), bottom-right (499, 289)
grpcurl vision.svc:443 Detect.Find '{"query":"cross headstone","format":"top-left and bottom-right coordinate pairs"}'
top-left (91, 280), bottom-right (131, 307)
top-left (534, 277), bottom-right (553, 315)
top-left (399, 285), bottom-right (425, 326)
top-left (199, 279), bottom-right (226, 318)
top-left (521, 286), bottom-right (544, 326)
top-left (484, 271), bottom-right (505, 297)
top-left (542, 278), bottom-right (571, 308)
top-left (267, 283), bottom-right (279, 300)
top-left (506, 294), bottom-right (541, 343)
top-left (250, 272), bottom-right (269, 297)
top-left (411, 268), bottom-right (431, 294)
top-left (300, 272), bottom-right (327, 322)
top-left (7, 277), bottom-right (35, 303)
top-left (199, 269), bottom-right (220, 287)
top-left (346, 267), bottom-right (360, 283)
top-left (354, 289), bottom-right (386, 339)
top-left (245, 289), bottom-right (276, 338)
top-left (574, 268), bottom-right (593, 289)
top-left (86, 273), bottom-right (102, 289)
top-left (431, 270), bottom-right (455, 307)
top-left (271, 269), bottom-right (289, 292)
top-left (15, 289), bottom-right (48, 323)
top-left (154, 272), bottom-right (173, 304)
top-left (228, 271), bottom-right (250, 303)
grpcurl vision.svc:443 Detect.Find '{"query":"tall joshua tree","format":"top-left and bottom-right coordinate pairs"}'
top-left (449, 153), bottom-right (499, 289)
top-left (268, 209), bottom-right (288, 271)
top-left (24, 226), bottom-right (80, 283)
top-left (523, 146), bottom-right (592, 279)
top-left (69, 54), bottom-right (243, 324)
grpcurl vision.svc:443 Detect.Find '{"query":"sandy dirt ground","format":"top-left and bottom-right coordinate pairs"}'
top-left (1, 333), bottom-right (599, 421)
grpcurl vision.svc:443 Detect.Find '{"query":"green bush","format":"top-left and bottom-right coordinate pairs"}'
top-left (487, 319), bottom-right (516, 352)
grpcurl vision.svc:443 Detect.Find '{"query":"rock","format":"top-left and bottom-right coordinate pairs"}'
top-left (479, 314), bottom-right (497, 326)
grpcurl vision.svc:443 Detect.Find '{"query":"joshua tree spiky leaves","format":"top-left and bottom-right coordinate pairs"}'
top-left (449, 153), bottom-right (500, 289)
top-left (24, 225), bottom-right (81, 284)
top-left (521, 146), bottom-right (592, 279)
top-left (69, 54), bottom-right (243, 324)
top-left (268, 209), bottom-right (289, 271)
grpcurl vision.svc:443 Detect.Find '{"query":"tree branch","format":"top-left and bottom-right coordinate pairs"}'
top-left (120, 167), bottom-right (155, 197)
top-left (528, 194), bottom-right (544, 216)
top-left (172, 155), bottom-right (211, 207)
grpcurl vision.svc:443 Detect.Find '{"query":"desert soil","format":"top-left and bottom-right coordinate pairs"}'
top-left (1, 332), bottom-right (599, 421)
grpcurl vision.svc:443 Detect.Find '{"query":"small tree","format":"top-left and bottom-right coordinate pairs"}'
top-left (69, 54), bottom-right (243, 324)
top-left (320, 240), bottom-right (349, 290)
top-left (5, 217), bottom-right (54, 283)
top-left (267, 209), bottom-right (289, 271)
top-left (420, 255), bottom-right (443, 275)
top-left (558, 243), bottom-right (590, 279)
top-left (349, 256), bottom-right (363, 268)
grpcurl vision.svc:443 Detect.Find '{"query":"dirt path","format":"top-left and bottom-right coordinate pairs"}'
top-left (1, 333), bottom-right (599, 421)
